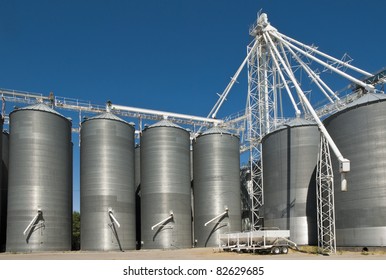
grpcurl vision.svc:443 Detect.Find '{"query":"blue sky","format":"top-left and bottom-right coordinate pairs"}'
top-left (0, 0), bottom-right (385, 212)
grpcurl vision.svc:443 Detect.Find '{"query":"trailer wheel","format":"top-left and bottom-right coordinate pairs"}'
top-left (281, 247), bottom-right (288, 254)
top-left (271, 247), bottom-right (280, 254)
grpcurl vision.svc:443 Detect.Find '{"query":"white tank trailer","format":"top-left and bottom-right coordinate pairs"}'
top-left (80, 112), bottom-right (136, 251)
top-left (6, 104), bottom-right (73, 252)
top-left (262, 118), bottom-right (319, 245)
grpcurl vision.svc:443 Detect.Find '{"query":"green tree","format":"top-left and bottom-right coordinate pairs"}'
top-left (72, 211), bottom-right (80, 250)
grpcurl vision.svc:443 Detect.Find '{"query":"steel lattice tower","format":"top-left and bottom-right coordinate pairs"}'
top-left (316, 134), bottom-right (336, 254)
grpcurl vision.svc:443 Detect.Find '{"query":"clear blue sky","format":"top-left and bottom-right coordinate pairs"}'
top-left (1, 0), bottom-right (385, 212)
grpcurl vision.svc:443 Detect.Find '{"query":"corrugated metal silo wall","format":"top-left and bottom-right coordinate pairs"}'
top-left (6, 109), bottom-right (72, 252)
top-left (190, 148), bottom-right (194, 245)
top-left (240, 167), bottom-right (251, 231)
top-left (135, 145), bottom-right (141, 191)
top-left (140, 126), bottom-right (191, 249)
top-left (0, 130), bottom-right (5, 252)
top-left (80, 118), bottom-right (136, 251)
top-left (262, 125), bottom-right (319, 245)
top-left (135, 145), bottom-right (141, 249)
top-left (193, 133), bottom-right (241, 247)
top-left (324, 100), bottom-right (386, 246)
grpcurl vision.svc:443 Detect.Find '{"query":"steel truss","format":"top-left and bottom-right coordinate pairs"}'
top-left (246, 25), bottom-right (269, 230)
top-left (316, 134), bottom-right (336, 255)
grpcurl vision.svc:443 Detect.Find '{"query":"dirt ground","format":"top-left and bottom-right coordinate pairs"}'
top-left (1, 247), bottom-right (386, 260)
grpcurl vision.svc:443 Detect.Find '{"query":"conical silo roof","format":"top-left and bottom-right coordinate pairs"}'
top-left (324, 93), bottom-right (386, 124)
top-left (269, 117), bottom-right (316, 135)
top-left (13, 103), bottom-right (65, 118)
top-left (345, 93), bottom-right (386, 109)
top-left (285, 118), bottom-right (316, 127)
top-left (148, 119), bottom-right (184, 129)
top-left (200, 126), bottom-right (239, 138)
top-left (82, 111), bottom-right (130, 125)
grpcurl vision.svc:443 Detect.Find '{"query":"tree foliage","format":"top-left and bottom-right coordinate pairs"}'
top-left (72, 211), bottom-right (80, 250)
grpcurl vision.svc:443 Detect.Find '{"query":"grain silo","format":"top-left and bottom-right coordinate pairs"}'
top-left (193, 126), bottom-right (241, 247)
top-left (80, 112), bottom-right (136, 251)
top-left (0, 130), bottom-right (5, 252)
top-left (140, 119), bottom-right (191, 249)
top-left (6, 104), bottom-right (72, 252)
top-left (262, 118), bottom-right (319, 245)
top-left (324, 93), bottom-right (386, 246)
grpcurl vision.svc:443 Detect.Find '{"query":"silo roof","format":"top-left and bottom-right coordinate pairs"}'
top-left (200, 126), bottom-right (238, 137)
top-left (345, 93), bottom-right (386, 109)
top-left (148, 119), bottom-right (184, 129)
top-left (323, 93), bottom-right (386, 125)
top-left (83, 112), bottom-right (130, 125)
top-left (285, 118), bottom-right (316, 127)
top-left (266, 117), bottom-right (317, 136)
top-left (14, 103), bottom-right (66, 118)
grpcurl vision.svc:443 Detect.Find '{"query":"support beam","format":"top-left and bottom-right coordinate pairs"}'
top-left (111, 104), bottom-right (223, 125)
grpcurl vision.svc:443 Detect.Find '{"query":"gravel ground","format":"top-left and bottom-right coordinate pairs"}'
top-left (1, 247), bottom-right (386, 260)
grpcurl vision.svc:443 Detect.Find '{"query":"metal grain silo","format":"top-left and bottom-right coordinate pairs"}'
top-left (0, 130), bottom-right (5, 252)
top-left (80, 112), bottom-right (136, 251)
top-left (324, 93), bottom-right (386, 246)
top-left (193, 127), bottom-right (241, 247)
top-left (6, 104), bottom-right (72, 252)
top-left (140, 119), bottom-right (191, 249)
top-left (262, 118), bottom-right (319, 245)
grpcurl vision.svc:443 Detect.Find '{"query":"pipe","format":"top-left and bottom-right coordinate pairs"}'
top-left (270, 31), bottom-right (375, 93)
top-left (111, 104), bottom-right (223, 125)
top-left (264, 38), bottom-right (301, 116)
top-left (282, 41), bottom-right (340, 102)
top-left (264, 32), bottom-right (351, 173)
top-left (210, 39), bottom-right (260, 119)
top-left (277, 32), bottom-right (373, 77)
top-left (108, 209), bottom-right (121, 228)
top-left (23, 209), bottom-right (42, 235)
top-left (204, 208), bottom-right (229, 227)
top-left (151, 212), bottom-right (174, 230)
